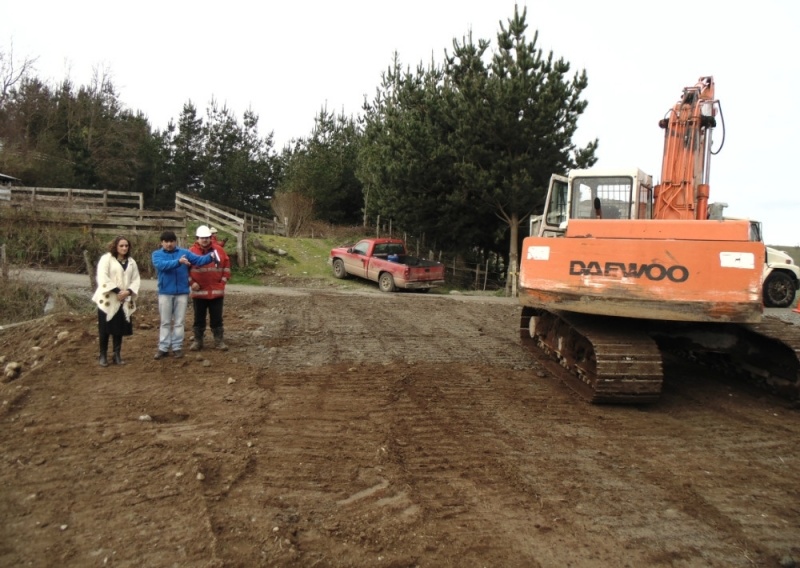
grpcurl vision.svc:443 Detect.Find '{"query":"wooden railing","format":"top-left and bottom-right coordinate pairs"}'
top-left (175, 192), bottom-right (246, 233)
top-left (175, 192), bottom-right (288, 267)
top-left (175, 192), bottom-right (284, 236)
top-left (1, 187), bottom-right (185, 234)
top-left (7, 187), bottom-right (144, 209)
top-left (0, 187), bottom-right (288, 268)
top-left (174, 192), bottom-right (244, 265)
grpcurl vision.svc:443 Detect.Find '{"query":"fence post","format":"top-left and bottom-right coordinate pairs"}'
top-left (236, 231), bottom-right (248, 267)
top-left (102, 190), bottom-right (108, 208)
top-left (83, 250), bottom-right (96, 289)
top-left (1, 243), bottom-right (7, 281)
top-left (484, 258), bottom-right (490, 291)
top-left (139, 193), bottom-right (144, 209)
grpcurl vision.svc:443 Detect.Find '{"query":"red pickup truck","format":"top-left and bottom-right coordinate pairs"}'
top-left (329, 238), bottom-right (446, 292)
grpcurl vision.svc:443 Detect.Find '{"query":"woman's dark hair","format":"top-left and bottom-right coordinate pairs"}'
top-left (108, 235), bottom-right (131, 258)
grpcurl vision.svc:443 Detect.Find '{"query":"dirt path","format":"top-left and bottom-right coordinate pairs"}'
top-left (1, 283), bottom-right (799, 567)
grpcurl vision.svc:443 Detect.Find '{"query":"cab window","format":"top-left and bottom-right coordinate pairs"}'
top-left (353, 242), bottom-right (370, 255)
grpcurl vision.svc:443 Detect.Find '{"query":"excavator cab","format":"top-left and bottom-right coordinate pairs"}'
top-left (535, 169), bottom-right (654, 238)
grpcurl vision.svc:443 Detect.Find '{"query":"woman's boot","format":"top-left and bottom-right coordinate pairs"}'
top-left (112, 335), bottom-right (125, 365)
top-left (99, 333), bottom-right (109, 367)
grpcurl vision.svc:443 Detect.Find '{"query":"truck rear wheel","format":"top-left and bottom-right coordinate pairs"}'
top-left (763, 271), bottom-right (796, 308)
top-left (379, 272), bottom-right (396, 293)
top-left (332, 259), bottom-right (347, 279)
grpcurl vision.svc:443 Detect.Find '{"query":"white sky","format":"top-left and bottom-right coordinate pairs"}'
top-left (5, 0), bottom-right (800, 244)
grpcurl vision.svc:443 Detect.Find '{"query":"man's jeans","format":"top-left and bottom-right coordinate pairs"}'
top-left (158, 294), bottom-right (188, 352)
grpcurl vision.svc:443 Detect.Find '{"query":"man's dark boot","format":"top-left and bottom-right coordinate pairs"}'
top-left (99, 333), bottom-right (109, 367)
top-left (112, 335), bottom-right (125, 365)
top-left (189, 327), bottom-right (204, 351)
top-left (212, 327), bottom-right (228, 351)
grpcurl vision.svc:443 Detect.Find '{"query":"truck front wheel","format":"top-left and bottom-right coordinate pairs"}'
top-left (763, 271), bottom-right (796, 308)
top-left (379, 272), bottom-right (396, 293)
top-left (332, 259), bottom-right (347, 279)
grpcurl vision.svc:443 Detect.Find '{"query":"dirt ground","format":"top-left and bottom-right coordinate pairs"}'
top-left (1, 278), bottom-right (799, 568)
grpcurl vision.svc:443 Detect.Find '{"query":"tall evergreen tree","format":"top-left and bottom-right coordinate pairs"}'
top-left (279, 107), bottom-right (362, 225)
top-left (360, 7), bottom-right (597, 284)
top-left (445, 6), bottom-right (597, 287)
top-left (359, 55), bottom-right (463, 247)
top-left (171, 102), bottom-right (205, 195)
top-left (201, 99), bottom-right (277, 214)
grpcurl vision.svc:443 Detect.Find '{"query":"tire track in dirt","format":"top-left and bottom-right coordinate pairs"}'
top-left (508, 358), bottom-right (800, 567)
top-left (3, 288), bottom-right (800, 567)
top-left (237, 292), bottom-right (531, 370)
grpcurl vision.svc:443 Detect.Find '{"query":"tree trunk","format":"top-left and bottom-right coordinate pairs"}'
top-left (505, 212), bottom-right (520, 297)
top-left (362, 183), bottom-right (370, 228)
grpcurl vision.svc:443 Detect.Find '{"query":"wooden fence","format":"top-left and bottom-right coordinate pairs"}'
top-left (1, 186), bottom-right (293, 268)
top-left (1, 187), bottom-right (186, 234)
top-left (175, 192), bottom-right (284, 235)
top-left (175, 192), bottom-right (288, 267)
top-left (6, 186), bottom-right (144, 209)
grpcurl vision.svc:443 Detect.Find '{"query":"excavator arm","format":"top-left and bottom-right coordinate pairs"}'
top-left (653, 76), bottom-right (718, 220)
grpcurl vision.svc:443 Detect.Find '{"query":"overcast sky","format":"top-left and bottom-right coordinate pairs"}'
top-left (5, 0), bottom-right (800, 244)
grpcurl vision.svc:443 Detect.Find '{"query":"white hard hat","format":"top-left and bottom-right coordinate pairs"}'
top-left (209, 227), bottom-right (218, 234)
top-left (196, 225), bottom-right (212, 238)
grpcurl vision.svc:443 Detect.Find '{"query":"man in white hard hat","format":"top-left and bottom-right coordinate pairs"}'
top-left (188, 225), bottom-right (231, 351)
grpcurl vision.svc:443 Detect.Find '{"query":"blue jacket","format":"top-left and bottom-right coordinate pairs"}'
top-left (152, 247), bottom-right (214, 295)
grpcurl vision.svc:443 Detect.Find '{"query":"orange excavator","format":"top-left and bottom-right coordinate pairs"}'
top-left (518, 76), bottom-right (800, 403)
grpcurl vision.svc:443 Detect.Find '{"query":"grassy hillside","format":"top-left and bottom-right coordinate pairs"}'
top-left (233, 233), bottom-right (378, 290)
top-left (237, 234), bottom-right (340, 283)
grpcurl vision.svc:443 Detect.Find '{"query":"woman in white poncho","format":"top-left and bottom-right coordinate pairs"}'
top-left (91, 236), bottom-right (141, 367)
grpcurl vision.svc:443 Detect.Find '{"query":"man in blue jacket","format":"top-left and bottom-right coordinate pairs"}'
top-left (151, 230), bottom-right (214, 359)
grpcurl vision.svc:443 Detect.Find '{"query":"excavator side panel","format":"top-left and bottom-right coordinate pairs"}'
top-left (519, 220), bottom-right (763, 323)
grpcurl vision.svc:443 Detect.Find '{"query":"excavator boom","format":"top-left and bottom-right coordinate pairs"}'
top-left (654, 76), bottom-right (718, 221)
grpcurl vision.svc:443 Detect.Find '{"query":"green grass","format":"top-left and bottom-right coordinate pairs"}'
top-left (257, 234), bottom-right (341, 278)
top-left (231, 234), bottom-right (353, 287)
top-left (179, 225), bottom-right (365, 288)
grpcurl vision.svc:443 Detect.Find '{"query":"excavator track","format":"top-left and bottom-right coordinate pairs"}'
top-left (744, 317), bottom-right (800, 397)
top-left (649, 316), bottom-right (800, 400)
top-left (519, 307), bottom-right (664, 404)
top-left (520, 307), bottom-right (800, 404)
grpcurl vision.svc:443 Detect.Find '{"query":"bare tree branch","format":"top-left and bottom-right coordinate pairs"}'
top-left (0, 41), bottom-right (38, 107)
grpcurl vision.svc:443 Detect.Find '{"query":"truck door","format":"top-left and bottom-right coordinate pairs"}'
top-left (345, 240), bottom-right (370, 278)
